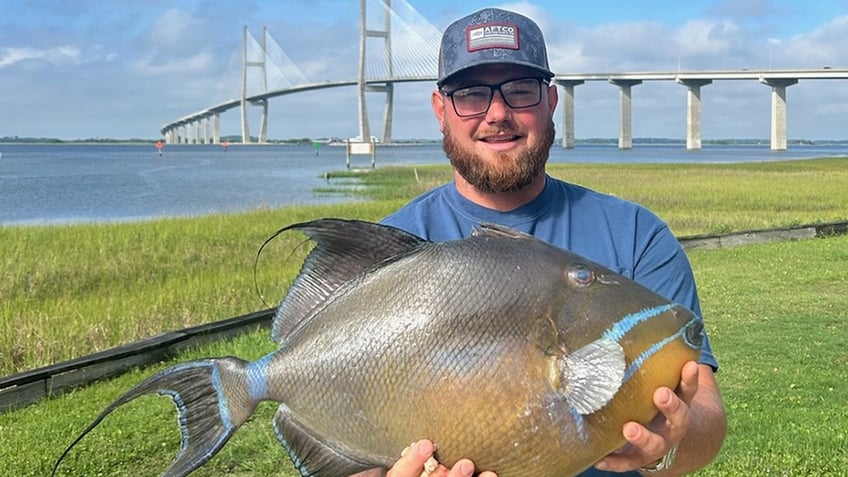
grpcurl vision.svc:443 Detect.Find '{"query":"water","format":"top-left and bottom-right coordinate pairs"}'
top-left (1, 142), bottom-right (846, 226)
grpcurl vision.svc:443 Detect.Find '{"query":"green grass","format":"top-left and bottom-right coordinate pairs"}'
top-left (2, 157), bottom-right (848, 475)
top-left (344, 157), bottom-right (848, 236)
top-left (3, 235), bottom-right (846, 476)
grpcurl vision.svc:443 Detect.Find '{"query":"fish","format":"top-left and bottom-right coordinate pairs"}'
top-left (52, 218), bottom-right (704, 477)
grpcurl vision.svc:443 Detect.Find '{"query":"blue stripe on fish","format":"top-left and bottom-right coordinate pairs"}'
top-left (570, 407), bottom-right (589, 442)
top-left (247, 354), bottom-right (273, 401)
top-left (211, 365), bottom-right (233, 429)
top-left (602, 303), bottom-right (677, 343)
top-left (623, 316), bottom-right (701, 383)
top-left (161, 389), bottom-right (191, 452)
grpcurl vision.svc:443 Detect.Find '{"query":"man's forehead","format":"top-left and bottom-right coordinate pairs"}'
top-left (443, 64), bottom-right (543, 87)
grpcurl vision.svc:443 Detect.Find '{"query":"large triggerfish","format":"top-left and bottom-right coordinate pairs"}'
top-left (53, 218), bottom-right (703, 477)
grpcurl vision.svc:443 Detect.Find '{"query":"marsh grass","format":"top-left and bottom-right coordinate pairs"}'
top-left (343, 158), bottom-right (848, 236)
top-left (0, 202), bottom-right (395, 376)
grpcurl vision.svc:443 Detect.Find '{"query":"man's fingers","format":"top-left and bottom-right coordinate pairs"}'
top-left (388, 440), bottom-right (439, 477)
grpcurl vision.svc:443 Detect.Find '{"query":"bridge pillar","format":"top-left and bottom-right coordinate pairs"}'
top-left (760, 78), bottom-right (798, 151)
top-left (258, 99), bottom-right (268, 144)
top-left (213, 114), bottom-right (220, 144)
top-left (357, 0), bottom-right (396, 144)
top-left (241, 26), bottom-right (269, 144)
top-left (610, 79), bottom-right (642, 149)
top-left (555, 80), bottom-right (584, 149)
top-left (676, 79), bottom-right (712, 150)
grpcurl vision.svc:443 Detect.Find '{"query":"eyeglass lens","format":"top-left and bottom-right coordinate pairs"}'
top-left (447, 78), bottom-right (544, 117)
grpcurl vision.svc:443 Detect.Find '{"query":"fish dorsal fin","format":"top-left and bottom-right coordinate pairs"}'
top-left (472, 223), bottom-right (536, 240)
top-left (265, 219), bottom-right (425, 344)
top-left (563, 337), bottom-right (626, 415)
top-left (273, 404), bottom-right (379, 477)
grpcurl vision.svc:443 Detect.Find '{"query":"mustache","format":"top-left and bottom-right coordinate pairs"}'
top-left (475, 126), bottom-right (523, 138)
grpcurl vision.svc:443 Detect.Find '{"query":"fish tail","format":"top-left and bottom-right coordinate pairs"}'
top-left (52, 357), bottom-right (259, 477)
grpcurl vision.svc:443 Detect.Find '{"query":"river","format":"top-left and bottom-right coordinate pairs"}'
top-left (1, 142), bottom-right (846, 225)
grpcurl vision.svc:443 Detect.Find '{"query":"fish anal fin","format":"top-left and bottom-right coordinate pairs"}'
top-left (563, 337), bottom-right (626, 415)
top-left (273, 404), bottom-right (380, 477)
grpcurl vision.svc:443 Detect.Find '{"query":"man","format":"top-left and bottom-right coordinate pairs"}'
top-left (360, 7), bottom-right (726, 477)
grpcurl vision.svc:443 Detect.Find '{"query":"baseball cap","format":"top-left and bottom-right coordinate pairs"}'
top-left (437, 8), bottom-right (555, 87)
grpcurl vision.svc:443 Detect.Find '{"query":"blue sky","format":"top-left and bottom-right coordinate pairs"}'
top-left (1, 0), bottom-right (847, 140)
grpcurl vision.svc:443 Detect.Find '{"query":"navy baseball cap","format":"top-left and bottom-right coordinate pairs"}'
top-left (437, 8), bottom-right (555, 87)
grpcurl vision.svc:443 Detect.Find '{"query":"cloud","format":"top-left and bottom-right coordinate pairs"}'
top-left (129, 51), bottom-right (215, 76)
top-left (782, 15), bottom-right (848, 67)
top-left (0, 45), bottom-right (82, 69)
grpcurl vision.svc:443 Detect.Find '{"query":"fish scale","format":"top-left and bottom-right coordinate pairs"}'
top-left (53, 218), bottom-right (703, 477)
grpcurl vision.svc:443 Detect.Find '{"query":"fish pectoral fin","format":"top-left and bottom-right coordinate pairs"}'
top-left (563, 337), bottom-right (626, 415)
top-left (273, 405), bottom-right (379, 477)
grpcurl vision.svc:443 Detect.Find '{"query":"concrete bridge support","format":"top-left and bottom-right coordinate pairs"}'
top-left (676, 79), bottom-right (712, 150)
top-left (556, 80), bottom-right (584, 149)
top-left (203, 116), bottom-right (211, 144)
top-left (610, 79), bottom-right (642, 149)
top-left (241, 26), bottom-right (269, 144)
top-left (357, 0), bottom-right (395, 144)
top-left (760, 78), bottom-right (798, 151)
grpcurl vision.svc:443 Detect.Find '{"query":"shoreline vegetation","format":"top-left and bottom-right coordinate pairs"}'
top-left (1, 157), bottom-right (846, 475)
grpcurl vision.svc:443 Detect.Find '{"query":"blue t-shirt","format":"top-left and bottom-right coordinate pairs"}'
top-left (382, 175), bottom-right (718, 477)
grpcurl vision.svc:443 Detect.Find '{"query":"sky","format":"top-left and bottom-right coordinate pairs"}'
top-left (2, 0), bottom-right (848, 141)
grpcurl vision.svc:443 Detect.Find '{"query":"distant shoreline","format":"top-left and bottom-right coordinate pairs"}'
top-left (3, 137), bottom-right (848, 146)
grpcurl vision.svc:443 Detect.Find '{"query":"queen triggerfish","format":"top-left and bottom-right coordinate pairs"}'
top-left (53, 218), bottom-right (703, 477)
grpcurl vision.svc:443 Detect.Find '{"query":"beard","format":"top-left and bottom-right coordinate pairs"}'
top-left (443, 118), bottom-right (556, 194)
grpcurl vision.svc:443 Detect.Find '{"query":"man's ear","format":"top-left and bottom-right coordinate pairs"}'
top-left (547, 82), bottom-right (559, 117)
top-left (431, 89), bottom-right (447, 133)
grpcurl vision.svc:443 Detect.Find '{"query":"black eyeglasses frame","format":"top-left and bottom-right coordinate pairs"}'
top-left (440, 77), bottom-right (550, 117)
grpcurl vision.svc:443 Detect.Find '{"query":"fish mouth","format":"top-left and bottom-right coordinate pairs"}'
top-left (682, 313), bottom-right (704, 349)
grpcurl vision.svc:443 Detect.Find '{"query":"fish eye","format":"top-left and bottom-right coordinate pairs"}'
top-left (566, 264), bottom-right (595, 287)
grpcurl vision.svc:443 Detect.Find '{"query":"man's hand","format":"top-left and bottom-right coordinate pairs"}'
top-left (594, 361), bottom-right (700, 473)
top-left (386, 440), bottom-right (497, 477)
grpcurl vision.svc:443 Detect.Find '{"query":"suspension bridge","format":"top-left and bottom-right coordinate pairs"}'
top-left (159, 0), bottom-right (848, 151)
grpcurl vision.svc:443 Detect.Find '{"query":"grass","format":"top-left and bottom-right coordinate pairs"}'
top-left (2, 156), bottom-right (848, 475)
top-left (3, 235), bottom-right (846, 476)
top-left (342, 157), bottom-right (848, 236)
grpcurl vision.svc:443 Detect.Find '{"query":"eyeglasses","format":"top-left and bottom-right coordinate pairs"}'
top-left (440, 77), bottom-right (548, 117)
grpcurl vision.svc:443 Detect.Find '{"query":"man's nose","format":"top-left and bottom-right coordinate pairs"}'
top-left (484, 90), bottom-right (512, 122)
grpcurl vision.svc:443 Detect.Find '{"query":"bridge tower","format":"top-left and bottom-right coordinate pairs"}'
top-left (241, 26), bottom-right (269, 144)
top-left (358, 0), bottom-right (394, 144)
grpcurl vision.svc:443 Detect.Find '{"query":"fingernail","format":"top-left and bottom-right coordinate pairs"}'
top-left (458, 460), bottom-right (474, 476)
top-left (659, 388), bottom-right (673, 405)
top-left (624, 423), bottom-right (640, 440)
top-left (416, 440), bottom-right (434, 456)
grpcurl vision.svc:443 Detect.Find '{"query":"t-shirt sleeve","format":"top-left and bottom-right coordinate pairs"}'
top-left (634, 223), bottom-right (719, 371)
